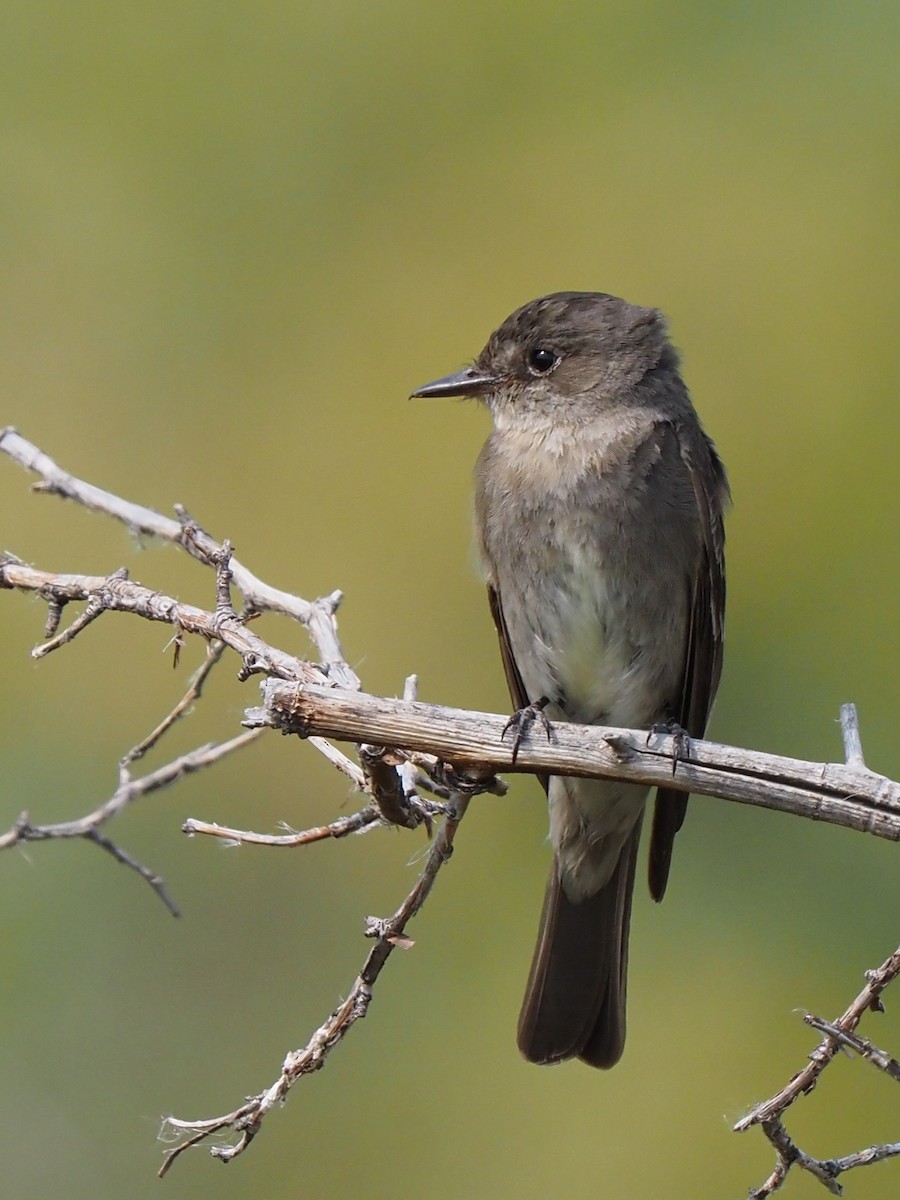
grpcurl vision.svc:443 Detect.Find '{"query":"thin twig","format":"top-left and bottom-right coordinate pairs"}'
top-left (0, 556), bottom-right (323, 681)
top-left (736, 947), bottom-right (900, 1130)
top-left (0, 732), bottom-right (262, 913)
top-left (122, 640), bottom-right (229, 768)
top-left (307, 736), bottom-right (367, 789)
top-left (747, 1121), bottom-right (900, 1197)
top-left (803, 1015), bottom-right (900, 1082)
top-left (749, 1119), bottom-right (843, 1197)
top-left (182, 806), bottom-right (383, 847)
top-left (840, 702), bottom-right (866, 769)
top-left (159, 793), bottom-right (470, 1173)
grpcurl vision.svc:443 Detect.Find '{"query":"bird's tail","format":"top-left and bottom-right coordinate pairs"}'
top-left (516, 819), bottom-right (642, 1068)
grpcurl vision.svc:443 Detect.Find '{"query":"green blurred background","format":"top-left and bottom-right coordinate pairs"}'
top-left (1, 3), bottom-right (898, 1197)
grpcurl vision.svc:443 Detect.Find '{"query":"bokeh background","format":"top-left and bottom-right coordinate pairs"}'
top-left (2, 4), bottom-right (898, 1198)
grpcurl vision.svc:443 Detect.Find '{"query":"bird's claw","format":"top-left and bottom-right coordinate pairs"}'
top-left (647, 720), bottom-right (692, 777)
top-left (503, 697), bottom-right (553, 765)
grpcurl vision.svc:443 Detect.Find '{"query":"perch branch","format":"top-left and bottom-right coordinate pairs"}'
top-left (5, 555), bottom-right (896, 839)
top-left (253, 683), bottom-right (899, 840)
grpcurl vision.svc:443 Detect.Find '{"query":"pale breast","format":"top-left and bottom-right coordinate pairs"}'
top-left (476, 416), bottom-right (698, 729)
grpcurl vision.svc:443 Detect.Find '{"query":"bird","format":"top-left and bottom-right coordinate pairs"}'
top-left (411, 291), bottom-right (729, 1067)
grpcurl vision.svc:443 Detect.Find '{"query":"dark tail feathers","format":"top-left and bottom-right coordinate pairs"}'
top-left (516, 822), bottom-right (641, 1069)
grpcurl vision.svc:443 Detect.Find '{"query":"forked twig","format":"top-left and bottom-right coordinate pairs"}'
top-left (734, 711), bottom-right (900, 1195)
top-left (159, 793), bottom-right (470, 1173)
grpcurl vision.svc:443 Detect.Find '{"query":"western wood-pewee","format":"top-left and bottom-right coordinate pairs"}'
top-left (412, 292), bottom-right (728, 1068)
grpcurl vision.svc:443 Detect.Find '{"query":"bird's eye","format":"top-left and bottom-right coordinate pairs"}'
top-left (527, 347), bottom-right (559, 375)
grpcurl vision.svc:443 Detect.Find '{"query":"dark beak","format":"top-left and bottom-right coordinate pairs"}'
top-left (410, 366), bottom-right (499, 399)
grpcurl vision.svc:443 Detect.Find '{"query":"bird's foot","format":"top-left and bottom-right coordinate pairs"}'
top-left (648, 720), bottom-right (691, 777)
top-left (503, 697), bottom-right (552, 765)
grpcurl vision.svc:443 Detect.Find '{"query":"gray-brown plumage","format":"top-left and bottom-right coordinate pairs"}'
top-left (412, 292), bottom-right (728, 1068)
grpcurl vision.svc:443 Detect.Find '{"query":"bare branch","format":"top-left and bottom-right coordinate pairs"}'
top-left (746, 1120), bottom-right (900, 1197)
top-left (803, 1016), bottom-right (900, 1082)
top-left (305, 736), bottom-right (367, 789)
top-left (122, 639), bottom-right (230, 766)
top-left (181, 806), bottom-right (384, 847)
top-left (737, 945), bottom-right (900, 1194)
top-left (0, 732), bottom-right (261, 913)
top-left (0, 588), bottom-right (263, 908)
top-left (254, 681), bottom-right (900, 841)
top-left (736, 947), bottom-right (900, 1131)
top-left (159, 793), bottom-right (470, 1173)
top-left (0, 556), bottom-right (322, 681)
top-left (824, 1143), bottom-right (900, 1184)
top-left (0, 427), bottom-right (359, 687)
top-left (840, 702), bottom-right (866, 769)
top-left (4, 553), bottom-right (898, 840)
top-left (749, 1119), bottom-right (843, 1197)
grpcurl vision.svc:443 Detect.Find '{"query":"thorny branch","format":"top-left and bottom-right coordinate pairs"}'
top-left (0, 634), bottom-right (261, 915)
top-left (728, 710), bottom-right (900, 1196)
top-left (736, 937), bottom-right (900, 1196)
top-left (0, 428), bottom-right (497, 1170)
top-left (0, 428), bottom-right (356, 685)
top-left (3, 427), bottom-right (899, 1189)
top-left (159, 790), bottom-right (470, 1176)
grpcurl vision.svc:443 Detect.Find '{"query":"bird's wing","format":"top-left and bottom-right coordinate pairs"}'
top-left (487, 583), bottom-right (530, 712)
top-left (487, 583), bottom-right (550, 795)
top-left (648, 424), bottom-right (729, 901)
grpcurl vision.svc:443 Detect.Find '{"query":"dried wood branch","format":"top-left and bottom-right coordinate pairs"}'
top-left (735, 946), bottom-right (900, 1195)
top-left (0, 626), bottom-right (262, 912)
top-left (737, 941), bottom-right (900, 1133)
top-left (181, 807), bottom-right (384, 847)
top-left (0, 729), bottom-right (260, 914)
top-left (158, 792), bottom-right (470, 1175)
top-left (1, 429), bottom-right (498, 1172)
top-left (253, 682), bottom-right (900, 839)
top-left (4, 552), bottom-right (896, 840)
top-left (0, 426), bottom-right (356, 684)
